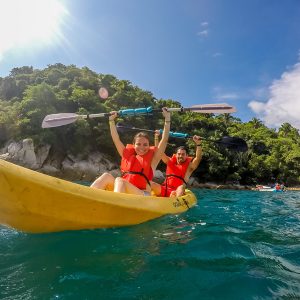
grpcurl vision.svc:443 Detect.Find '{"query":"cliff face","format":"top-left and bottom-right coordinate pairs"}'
top-left (0, 138), bottom-right (119, 182)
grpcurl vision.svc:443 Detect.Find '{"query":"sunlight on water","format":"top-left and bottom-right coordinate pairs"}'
top-left (0, 190), bottom-right (300, 299)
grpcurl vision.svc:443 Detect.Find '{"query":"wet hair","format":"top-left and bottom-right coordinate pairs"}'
top-left (176, 146), bottom-right (187, 153)
top-left (132, 132), bottom-right (150, 144)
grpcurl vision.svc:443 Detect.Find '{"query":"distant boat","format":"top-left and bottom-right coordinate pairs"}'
top-left (255, 185), bottom-right (283, 192)
top-left (258, 187), bottom-right (276, 192)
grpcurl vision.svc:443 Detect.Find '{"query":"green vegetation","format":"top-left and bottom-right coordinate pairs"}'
top-left (1, 64), bottom-right (299, 185)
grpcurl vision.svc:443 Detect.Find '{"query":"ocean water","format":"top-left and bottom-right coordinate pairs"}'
top-left (0, 189), bottom-right (300, 300)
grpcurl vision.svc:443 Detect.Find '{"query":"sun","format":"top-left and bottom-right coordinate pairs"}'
top-left (0, 0), bottom-right (68, 59)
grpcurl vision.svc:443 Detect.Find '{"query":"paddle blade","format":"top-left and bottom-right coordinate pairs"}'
top-left (189, 103), bottom-right (236, 114)
top-left (217, 136), bottom-right (248, 152)
top-left (42, 113), bottom-right (79, 128)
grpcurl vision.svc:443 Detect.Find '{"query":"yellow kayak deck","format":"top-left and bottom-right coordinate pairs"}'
top-left (0, 159), bottom-right (197, 233)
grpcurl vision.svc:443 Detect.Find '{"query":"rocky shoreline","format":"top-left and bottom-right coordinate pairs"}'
top-left (0, 138), bottom-right (118, 181)
top-left (0, 138), bottom-right (268, 191)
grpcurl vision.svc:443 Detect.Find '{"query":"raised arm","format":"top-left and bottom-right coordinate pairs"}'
top-left (154, 130), bottom-right (159, 147)
top-left (152, 108), bottom-right (171, 167)
top-left (190, 135), bottom-right (202, 170)
top-left (109, 112), bottom-right (125, 156)
top-left (154, 130), bottom-right (169, 164)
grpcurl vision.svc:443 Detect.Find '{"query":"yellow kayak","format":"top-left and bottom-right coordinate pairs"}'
top-left (0, 159), bottom-right (197, 233)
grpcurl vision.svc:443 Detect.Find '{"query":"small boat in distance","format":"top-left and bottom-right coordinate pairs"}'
top-left (256, 185), bottom-right (276, 192)
top-left (255, 185), bottom-right (284, 192)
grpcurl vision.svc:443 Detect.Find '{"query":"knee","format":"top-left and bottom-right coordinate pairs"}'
top-left (96, 172), bottom-right (113, 181)
top-left (102, 172), bottom-right (112, 178)
top-left (91, 172), bottom-right (115, 189)
top-left (114, 177), bottom-right (127, 193)
top-left (115, 177), bottom-right (128, 189)
top-left (115, 177), bottom-right (126, 185)
top-left (170, 191), bottom-right (177, 197)
top-left (176, 186), bottom-right (185, 197)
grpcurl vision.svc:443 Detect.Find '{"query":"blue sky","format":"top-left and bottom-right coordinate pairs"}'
top-left (1, 0), bottom-right (300, 128)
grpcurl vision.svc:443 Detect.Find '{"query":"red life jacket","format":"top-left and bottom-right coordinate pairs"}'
top-left (275, 184), bottom-right (281, 190)
top-left (120, 144), bottom-right (156, 190)
top-left (162, 155), bottom-right (192, 195)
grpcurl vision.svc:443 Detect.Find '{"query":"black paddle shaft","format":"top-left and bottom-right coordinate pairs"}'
top-left (116, 123), bottom-right (248, 152)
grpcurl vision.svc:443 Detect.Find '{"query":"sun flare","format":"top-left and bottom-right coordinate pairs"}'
top-left (0, 0), bottom-right (68, 59)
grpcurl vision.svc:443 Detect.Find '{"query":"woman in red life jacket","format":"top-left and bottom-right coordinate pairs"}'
top-left (91, 108), bottom-right (171, 196)
top-left (152, 133), bottom-right (202, 197)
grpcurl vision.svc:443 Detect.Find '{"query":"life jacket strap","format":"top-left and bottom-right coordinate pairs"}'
top-left (121, 171), bottom-right (151, 187)
top-left (165, 174), bottom-right (187, 185)
top-left (161, 175), bottom-right (187, 197)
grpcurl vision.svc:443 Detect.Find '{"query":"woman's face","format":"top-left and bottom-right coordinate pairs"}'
top-left (134, 137), bottom-right (150, 156)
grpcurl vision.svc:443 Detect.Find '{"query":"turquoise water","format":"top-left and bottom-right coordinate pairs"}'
top-left (1, 189), bottom-right (300, 300)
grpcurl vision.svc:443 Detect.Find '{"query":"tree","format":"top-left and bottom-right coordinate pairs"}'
top-left (278, 122), bottom-right (300, 141)
top-left (0, 77), bottom-right (18, 100)
top-left (10, 66), bottom-right (33, 76)
top-left (17, 83), bottom-right (58, 143)
top-left (1, 64), bottom-right (299, 185)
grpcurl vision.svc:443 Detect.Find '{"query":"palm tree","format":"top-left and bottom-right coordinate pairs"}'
top-left (249, 117), bottom-right (264, 129)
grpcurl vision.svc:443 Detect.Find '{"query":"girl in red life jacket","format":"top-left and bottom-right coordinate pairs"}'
top-left (90, 108), bottom-right (171, 196)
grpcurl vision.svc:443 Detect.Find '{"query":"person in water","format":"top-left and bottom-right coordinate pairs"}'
top-left (90, 108), bottom-right (171, 196)
top-left (275, 183), bottom-right (281, 191)
top-left (152, 132), bottom-right (202, 197)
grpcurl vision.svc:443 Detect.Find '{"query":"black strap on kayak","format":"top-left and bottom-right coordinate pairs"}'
top-left (162, 174), bottom-right (188, 197)
top-left (165, 174), bottom-right (187, 185)
top-left (122, 170), bottom-right (151, 188)
top-left (182, 197), bottom-right (190, 209)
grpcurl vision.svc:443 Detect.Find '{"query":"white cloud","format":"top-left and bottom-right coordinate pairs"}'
top-left (218, 93), bottom-right (239, 100)
top-left (212, 86), bottom-right (239, 101)
top-left (197, 21), bottom-right (209, 37)
top-left (248, 101), bottom-right (266, 114)
top-left (212, 52), bottom-right (222, 58)
top-left (250, 86), bottom-right (269, 99)
top-left (197, 30), bottom-right (208, 37)
top-left (248, 61), bottom-right (300, 129)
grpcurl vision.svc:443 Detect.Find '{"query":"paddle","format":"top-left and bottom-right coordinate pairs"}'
top-left (42, 103), bottom-right (236, 128)
top-left (116, 123), bottom-right (248, 152)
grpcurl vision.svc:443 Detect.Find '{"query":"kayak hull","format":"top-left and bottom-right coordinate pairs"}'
top-left (0, 160), bottom-right (197, 233)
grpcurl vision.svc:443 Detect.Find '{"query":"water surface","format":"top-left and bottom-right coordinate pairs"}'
top-left (1, 189), bottom-right (300, 299)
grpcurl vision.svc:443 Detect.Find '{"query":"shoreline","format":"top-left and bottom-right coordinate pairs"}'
top-left (189, 182), bottom-right (300, 191)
